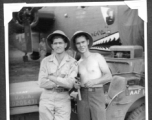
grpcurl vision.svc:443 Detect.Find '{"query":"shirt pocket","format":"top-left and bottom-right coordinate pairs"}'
top-left (60, 64), bottom-right (70, 77)
top-left (47, 63), bottom-right (57, 75)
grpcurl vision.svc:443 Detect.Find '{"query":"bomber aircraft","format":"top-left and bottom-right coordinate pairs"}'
top-left (9, 5), bottom-right (144, 61)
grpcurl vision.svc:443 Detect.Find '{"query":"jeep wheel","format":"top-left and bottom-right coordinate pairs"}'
top-left (127, 104), bottom-right (145, 120)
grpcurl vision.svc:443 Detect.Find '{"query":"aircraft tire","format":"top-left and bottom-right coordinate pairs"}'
top-left (23, 55), bottom-right (28, 62)
top-left (127, 104), bottom-right (145, 120)
top-left (30, 51), bottom-right (40, 60)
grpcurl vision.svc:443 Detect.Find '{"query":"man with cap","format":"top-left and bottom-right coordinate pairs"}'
top-left (71, 31), bottom-right (112, 120)
top-left (38, 30), bottom-right (78, 120)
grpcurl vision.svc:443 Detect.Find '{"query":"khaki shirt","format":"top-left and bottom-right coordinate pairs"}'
top-left (38, 53), bottom-right (78, 89)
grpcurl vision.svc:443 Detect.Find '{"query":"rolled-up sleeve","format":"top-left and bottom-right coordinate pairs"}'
top-left (56, 61), bottom-right (78, 89)
top-left (38, 59), bottom-right (56, 88)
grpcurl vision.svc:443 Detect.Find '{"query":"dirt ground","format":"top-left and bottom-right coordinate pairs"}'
top-left (9, 46), bottom-right (40, 83)
top-left (9, 45), bottom-right (75, 83)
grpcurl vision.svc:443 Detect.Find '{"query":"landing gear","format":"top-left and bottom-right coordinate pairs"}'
top-left (23, 53), bottom-right (28, 62)
top-left (30, 51), bottom-right (40, 60)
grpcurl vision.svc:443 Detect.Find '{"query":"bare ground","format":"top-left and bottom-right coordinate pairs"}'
top-left (9, 46), bottom-right (40, 83)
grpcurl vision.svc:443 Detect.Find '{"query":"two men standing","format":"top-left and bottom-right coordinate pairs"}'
top-left (38, 30), bottom-right (112, 120)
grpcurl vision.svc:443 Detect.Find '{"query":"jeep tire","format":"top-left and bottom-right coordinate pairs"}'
top-left (127, 104), bottom-right (145, 120)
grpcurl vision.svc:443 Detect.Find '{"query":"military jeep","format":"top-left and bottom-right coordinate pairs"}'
top-left (10, 45), bottom-right (145, 120)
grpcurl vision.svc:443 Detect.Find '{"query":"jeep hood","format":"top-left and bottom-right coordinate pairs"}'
top-left (10, 81), bottom-right (43, 107)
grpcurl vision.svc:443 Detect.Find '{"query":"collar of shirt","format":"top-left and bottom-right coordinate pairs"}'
top-left (49, 53), bottom-right (70, 68)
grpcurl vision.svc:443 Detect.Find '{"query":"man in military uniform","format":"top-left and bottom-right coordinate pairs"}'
top-left (39, 37), bottom-right (47, 62)
top-left (71, 31), bottom-right (112, 120)
top-left (38, 30), bottom-right (78, 120)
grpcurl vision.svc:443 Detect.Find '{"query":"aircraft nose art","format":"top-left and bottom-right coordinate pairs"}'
top-left (91, 32), bottom-right (121, 51)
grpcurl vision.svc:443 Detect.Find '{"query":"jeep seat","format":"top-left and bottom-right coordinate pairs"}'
top-left (106, 76), bottom-right (127, 104)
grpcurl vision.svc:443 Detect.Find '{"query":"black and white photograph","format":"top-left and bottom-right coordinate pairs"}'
top-left (4, 1), bottom-right (147, 120)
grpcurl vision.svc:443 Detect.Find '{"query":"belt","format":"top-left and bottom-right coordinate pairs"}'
top-left (46, 88), bottom-right (69, 92)
top-left (81, 87), bottom-right (103, 92)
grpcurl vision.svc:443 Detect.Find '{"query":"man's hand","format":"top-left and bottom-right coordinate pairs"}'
top-left (59, 74), bottom-right (66, 78)
top-left (74, 81), bottom-right (81, 89)
top-left (84, 80), bottom-right (95, 88)
top-left (54, 72), bottom-right (66, 78)
top-left (74, 77), bottom-right (82, 89)
top-left (49, 74), bottom-right (57, 82)
top-left (53, 72), bottom-right (57, 77)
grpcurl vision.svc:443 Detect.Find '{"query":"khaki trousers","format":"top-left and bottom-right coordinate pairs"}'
top-left (77, 87), bottom-right (106, 120)
top-left (39, 90), bottom-right (71, 120)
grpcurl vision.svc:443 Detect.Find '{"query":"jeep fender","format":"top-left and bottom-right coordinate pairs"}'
top-left (106, 87), bottom-right (145, 120)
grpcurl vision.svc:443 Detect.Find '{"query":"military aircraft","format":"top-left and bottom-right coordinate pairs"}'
top-left (9, 5), bottom-right (144, 61)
